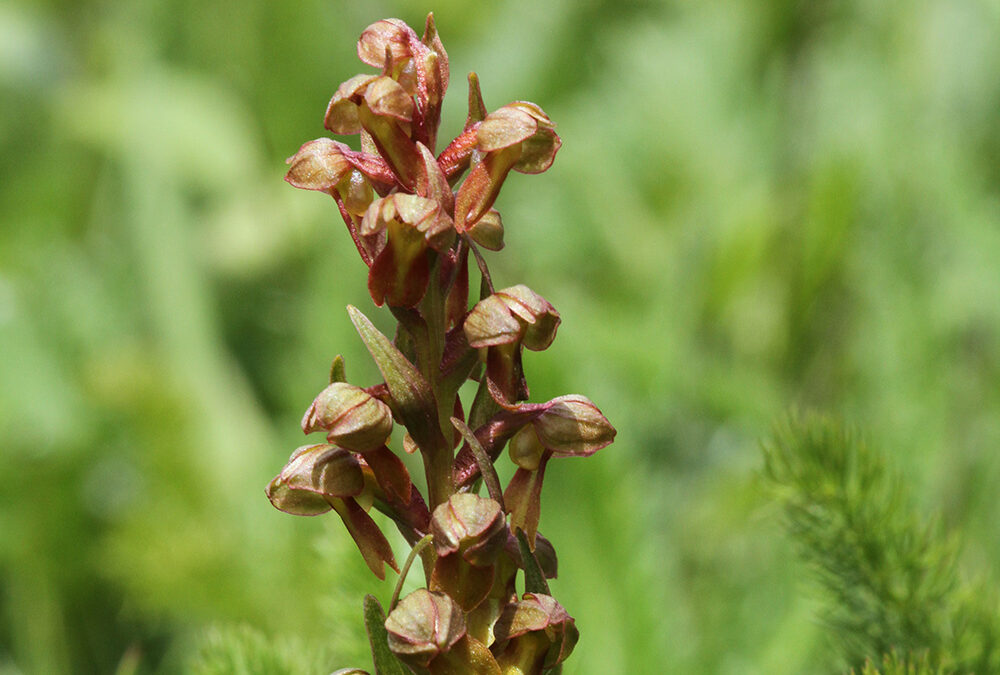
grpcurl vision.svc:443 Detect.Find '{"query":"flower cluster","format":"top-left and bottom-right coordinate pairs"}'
top-left (268, 15), bottom-right (615, 673)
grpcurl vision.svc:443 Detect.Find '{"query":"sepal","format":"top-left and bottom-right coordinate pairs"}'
top-left (534, 394), bottom-right (616, 457)
top-left (265, 444), bottom-right (363, 515)
top-left (385, 589), bottom-right (467, 669)
top-left (431, 494), bottom-right (507, 567)
top-left (301, 382), bottom-right (393, 452)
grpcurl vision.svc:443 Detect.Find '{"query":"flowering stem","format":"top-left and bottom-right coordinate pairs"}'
top-left (270, 15), bottom-right (615, 673)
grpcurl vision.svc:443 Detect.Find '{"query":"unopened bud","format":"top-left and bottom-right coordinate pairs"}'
top-left (505, 531), bottom-right (559, 580)
top-left (534, 395), bottom-right (616, 457)
top-left (385, 589), bottom-right (467, 669)
top-left (265, 444), bottom-right (363, 516)
top-left (301, 382), bottom-right (393, 453)
top-left (494, 593), bottom-right (578, 671)
top-left (431, 493), bottom-right (507, 567)
top-left (284, 138), bottom-right (352, 191)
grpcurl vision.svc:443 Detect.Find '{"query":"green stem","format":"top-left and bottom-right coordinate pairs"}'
top-left (391, 534), bottom-right (434, 611)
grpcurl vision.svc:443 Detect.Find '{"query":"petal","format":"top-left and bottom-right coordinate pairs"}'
top-left (324, 74), bottom-right (378, 134)
top-left (453, 145), bottom-right (521, 231)
top-left (477, 106), bottom-right (538, 152)
top-left (363, 75), bottom-right (415, 122)
top-left (357, 18), bottom-right (417, 70)
top-left (464, 294), bottom-right (522, 348)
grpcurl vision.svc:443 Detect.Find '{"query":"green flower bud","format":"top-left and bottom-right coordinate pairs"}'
top-left (493, 593), bottom-right (578, 672)
top-left (385, 589), bottom-right (467, 669)
top-left (505, 530), bottom-right (559, 580)
top-left (301, 382), bottom-right (393, 453)
top-left (431, 493), bottom-right (507, 567)
top-left (284, 138), bottom-right (352, 191)
top-left (265, 444), bottom-right (363, 516)
top-left (533, 394), bottom-right (616, 457)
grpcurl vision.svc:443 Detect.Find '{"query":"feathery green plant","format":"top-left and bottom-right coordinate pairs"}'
top-left (763, 415), bottom-right (1000, 674)
top-left (854, 651), bottom-right (945, 675)
top-left (192, 626), bottom-right (332, 675)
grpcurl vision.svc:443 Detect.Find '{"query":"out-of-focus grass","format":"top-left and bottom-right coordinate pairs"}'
top-left (1, 0), bottom-right (999, 673)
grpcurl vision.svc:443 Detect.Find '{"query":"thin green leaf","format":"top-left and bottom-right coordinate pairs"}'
top-left (517, 530), bottom-right (550, 595)
top-left (468, 238), bottom-right (495, 298)
top-left (391, 534), bottom-right (434, 611)
top-left (347, 305), bottom-right (441, 448)
top-left (451, 416), bottom-right (504, 509)
top-left (329, 354), bottom-right (347, 384)
top-left (362, 595), bottom-right (410, 675)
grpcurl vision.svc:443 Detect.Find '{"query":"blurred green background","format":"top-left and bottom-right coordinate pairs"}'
top-left (2, 0), bottom-right (1000, 672)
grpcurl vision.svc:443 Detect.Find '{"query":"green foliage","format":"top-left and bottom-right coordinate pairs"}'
top-left (854, 652), bottom-right (945, 675)
top-left (362, 595), bottom-right (409, 675)
top-left (764, 416), bottom-right (1000, 674)
top-left (191, 625), bottom-right (331, 675)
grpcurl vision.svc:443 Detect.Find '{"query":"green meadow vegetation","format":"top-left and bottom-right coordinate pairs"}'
top-left (2, 1), bottom-right (999, 672)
